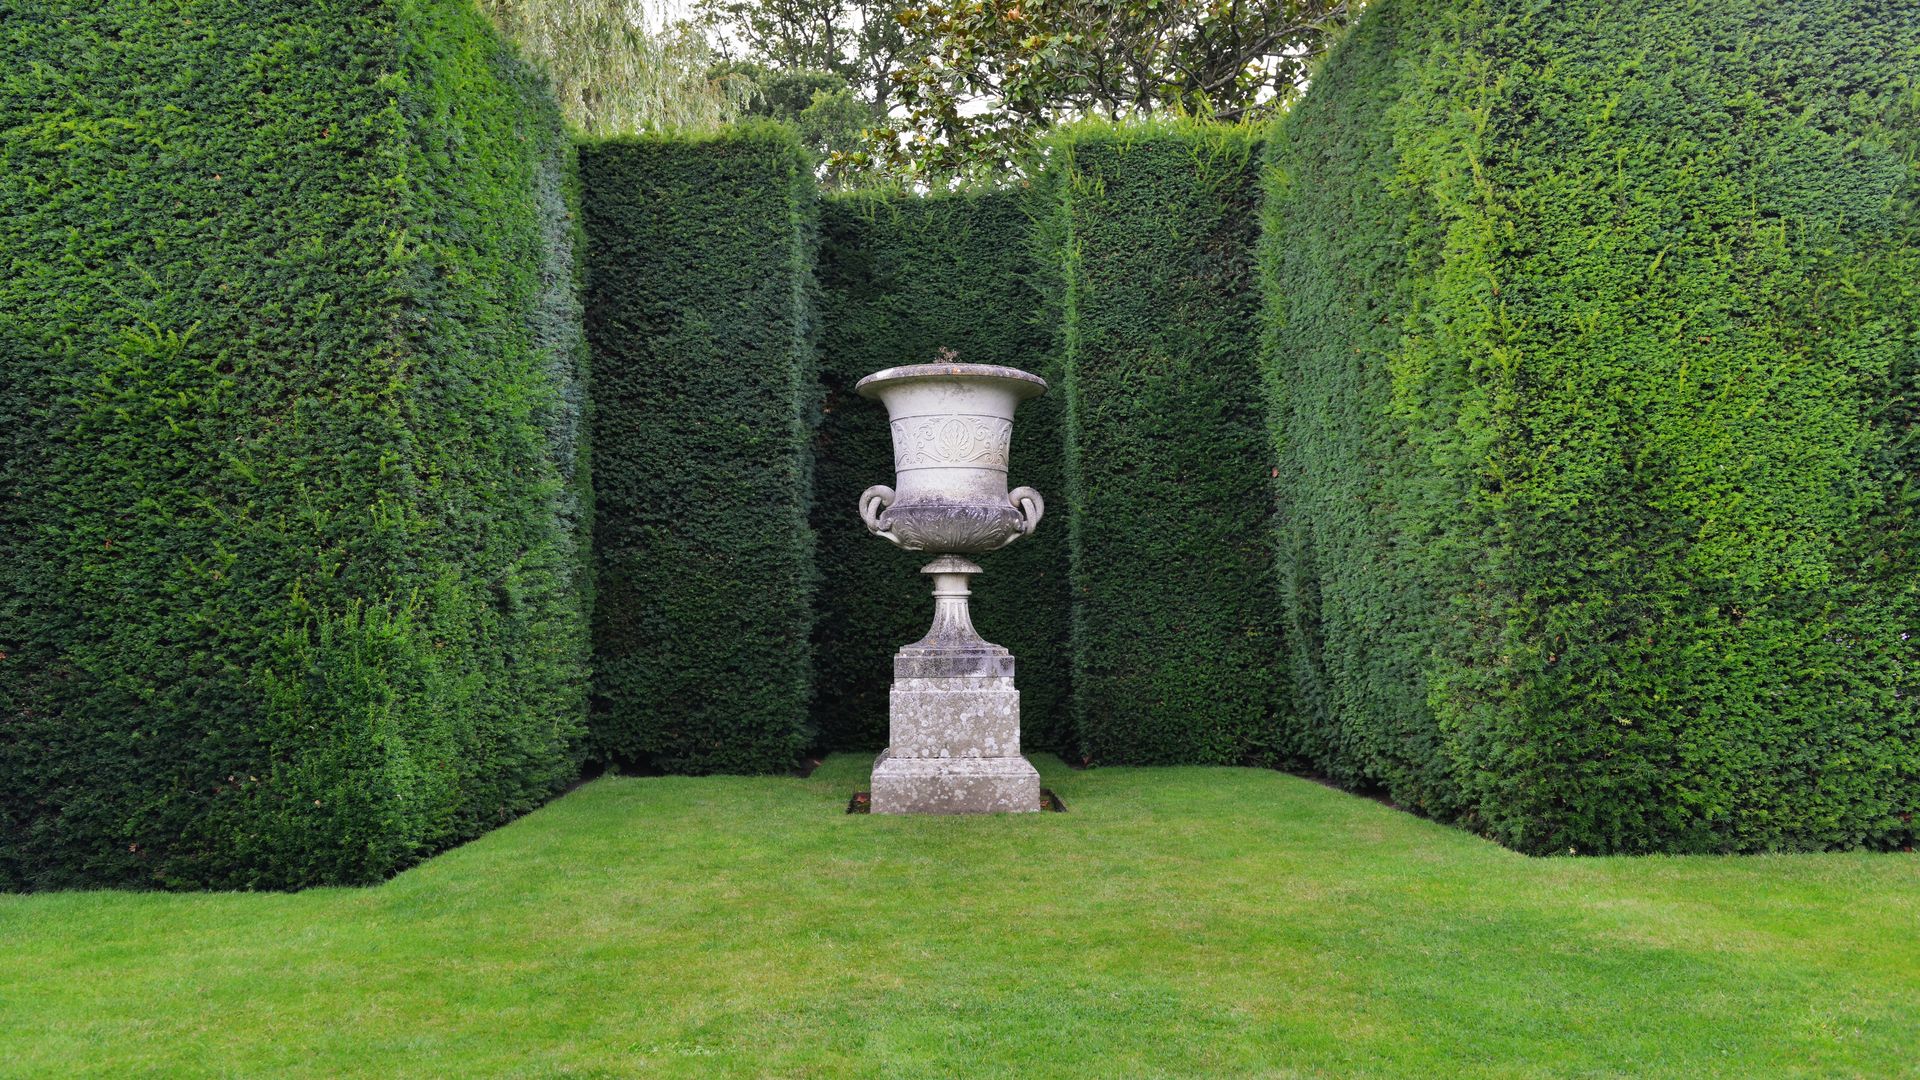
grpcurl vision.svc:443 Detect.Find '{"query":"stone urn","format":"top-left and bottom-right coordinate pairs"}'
top-left (856, 363), bottom-right (1047, 814)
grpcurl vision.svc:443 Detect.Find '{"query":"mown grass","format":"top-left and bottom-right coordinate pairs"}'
top-left (2, 754), bottom-right (1915, 1077)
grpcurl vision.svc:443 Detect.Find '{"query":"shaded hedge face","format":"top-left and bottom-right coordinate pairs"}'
top-left (0, 0), bottom-right (591, 889)
top-left (1037, 126), bottom-right (1290, 766)
top-left (1266, 0), bottom-right (1920, 852)
top-left (581, 127), bottom-right (817, 774)
top-left (812, 191), bottom-right (1071, 753)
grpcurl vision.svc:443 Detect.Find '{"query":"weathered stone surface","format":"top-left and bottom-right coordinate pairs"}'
top-left (887, 676), bottom-right (1020, 758)
top-left (855, 365), bottom-right (1047, 553)
top-left (858, 365), bottom-right (1049, 814)
top-left (892, 557), bottom-right (1018, 678)
top-left (871, 751), bottom-right (1040, 814)
top-left (894, 645), bottom-right (1014, 679)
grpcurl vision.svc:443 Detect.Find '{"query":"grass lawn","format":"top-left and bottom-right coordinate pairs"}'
top-left (2, 754), bottom-right (1916, 1078)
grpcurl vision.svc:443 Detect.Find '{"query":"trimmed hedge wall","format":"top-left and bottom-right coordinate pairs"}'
top-left (812, 190), bottom-right (1071, 752)
top-left (581, 126), bottom-right (817, 773)
top-left (1265, 0), bottom-right (1920, 852)
top-left (1038, 124), bottom-right (1289, 765)
top-left (15, 0), bottom-right (1898, 869)
top-left (0, 0), bottom-right (592, 889)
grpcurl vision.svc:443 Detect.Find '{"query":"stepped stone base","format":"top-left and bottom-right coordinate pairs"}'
top-left (869, 554), bottom-right (1040, 814)
top-left (871, 750), bottom-right (1041, 814)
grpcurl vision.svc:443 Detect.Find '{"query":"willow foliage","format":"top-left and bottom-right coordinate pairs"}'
top-left (478, 0), bottom-right (742, 135)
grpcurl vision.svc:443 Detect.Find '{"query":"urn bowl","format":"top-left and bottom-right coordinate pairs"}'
top-left (856, 363), bottom-right (1047, 554)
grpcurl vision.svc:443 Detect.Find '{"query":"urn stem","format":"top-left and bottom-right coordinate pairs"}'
top-left (917, 554), bottom-right (988, 650)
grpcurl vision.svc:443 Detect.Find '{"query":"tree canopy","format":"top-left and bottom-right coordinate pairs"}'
top-left (879, 0), bottom-right (1351, 179)
top-left (482, 0), bottom-right (1355, 182)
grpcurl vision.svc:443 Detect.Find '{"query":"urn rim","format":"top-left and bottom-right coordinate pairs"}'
top-left (855, 363), bottom-right (1048, 401)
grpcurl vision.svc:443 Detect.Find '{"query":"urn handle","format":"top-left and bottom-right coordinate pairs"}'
top-left (1008, 486), bottom-right (1045, 538)
top-left (859, 484), bottom-right (900, 544)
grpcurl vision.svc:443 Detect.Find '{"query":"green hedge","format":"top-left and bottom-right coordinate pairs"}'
top-left (1037, 124), bottom-right (1289, 765)
top-left (580, 126), bottom-right (817, 773)
top-left (0, 0), bottom-right (591, 889)
top-left (1265, 0), bottom-right (1920, 852)
top-left (812, 190), bottom-right (1072, 752)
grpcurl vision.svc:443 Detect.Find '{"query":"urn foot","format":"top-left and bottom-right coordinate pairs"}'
top-left (870, 750), bottom-right (1041, 814)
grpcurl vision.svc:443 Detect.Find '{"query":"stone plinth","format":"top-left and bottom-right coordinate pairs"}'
top-left (871, 751), bottom-right (1040, 814)
top-left (870, 556), bottom-right (1040, 814)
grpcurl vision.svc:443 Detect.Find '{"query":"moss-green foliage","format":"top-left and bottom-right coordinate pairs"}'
top-left (580, 126), bottom-right (816, 773)
top-left (1266, 0), bottom-right (1920, 852)
top-left (0, 0), bottom-right (592, 889)
top-left (812, 190), bottom-right (1072, 752)
top-left (1037, 124), bottom-right (1289, 765)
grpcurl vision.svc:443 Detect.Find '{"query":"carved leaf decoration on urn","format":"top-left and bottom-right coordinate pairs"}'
top-left (893, 416), bottom-right (1013, 468)
top-left (882, 506), bottom-right (1023, 553)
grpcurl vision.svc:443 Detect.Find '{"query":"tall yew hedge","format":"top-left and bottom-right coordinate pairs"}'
top-left (580, 127), bottom-right (817, 773)
top-left (0, 0), bottom-right (592, 889)
top-left (1038, 125), bottom-right (1288, 765)
top-left (11, 0), bottom-right (1906, 875)
top-left (1265, 0), bottom-right (1920, 853)
top-left (812, 190), bottom-right (1071, 752)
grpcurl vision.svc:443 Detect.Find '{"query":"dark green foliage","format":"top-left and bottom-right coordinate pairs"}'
top-left (812, 190), bottom-right (1071, 752)
top-left (1036, 124), bottom-right (1289, 765)
top-left (0, 0), bottom-right (592, 889)
top-left (581, 126), bottom-right (817, 773)
top-left (1266, 0), bottom-right (1920, 852)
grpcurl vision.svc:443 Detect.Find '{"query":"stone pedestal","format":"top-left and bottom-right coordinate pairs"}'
top-left (870, 556), bottom-right (1040, 814)
top-left (871, 752), bottom-right (1040, 814)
